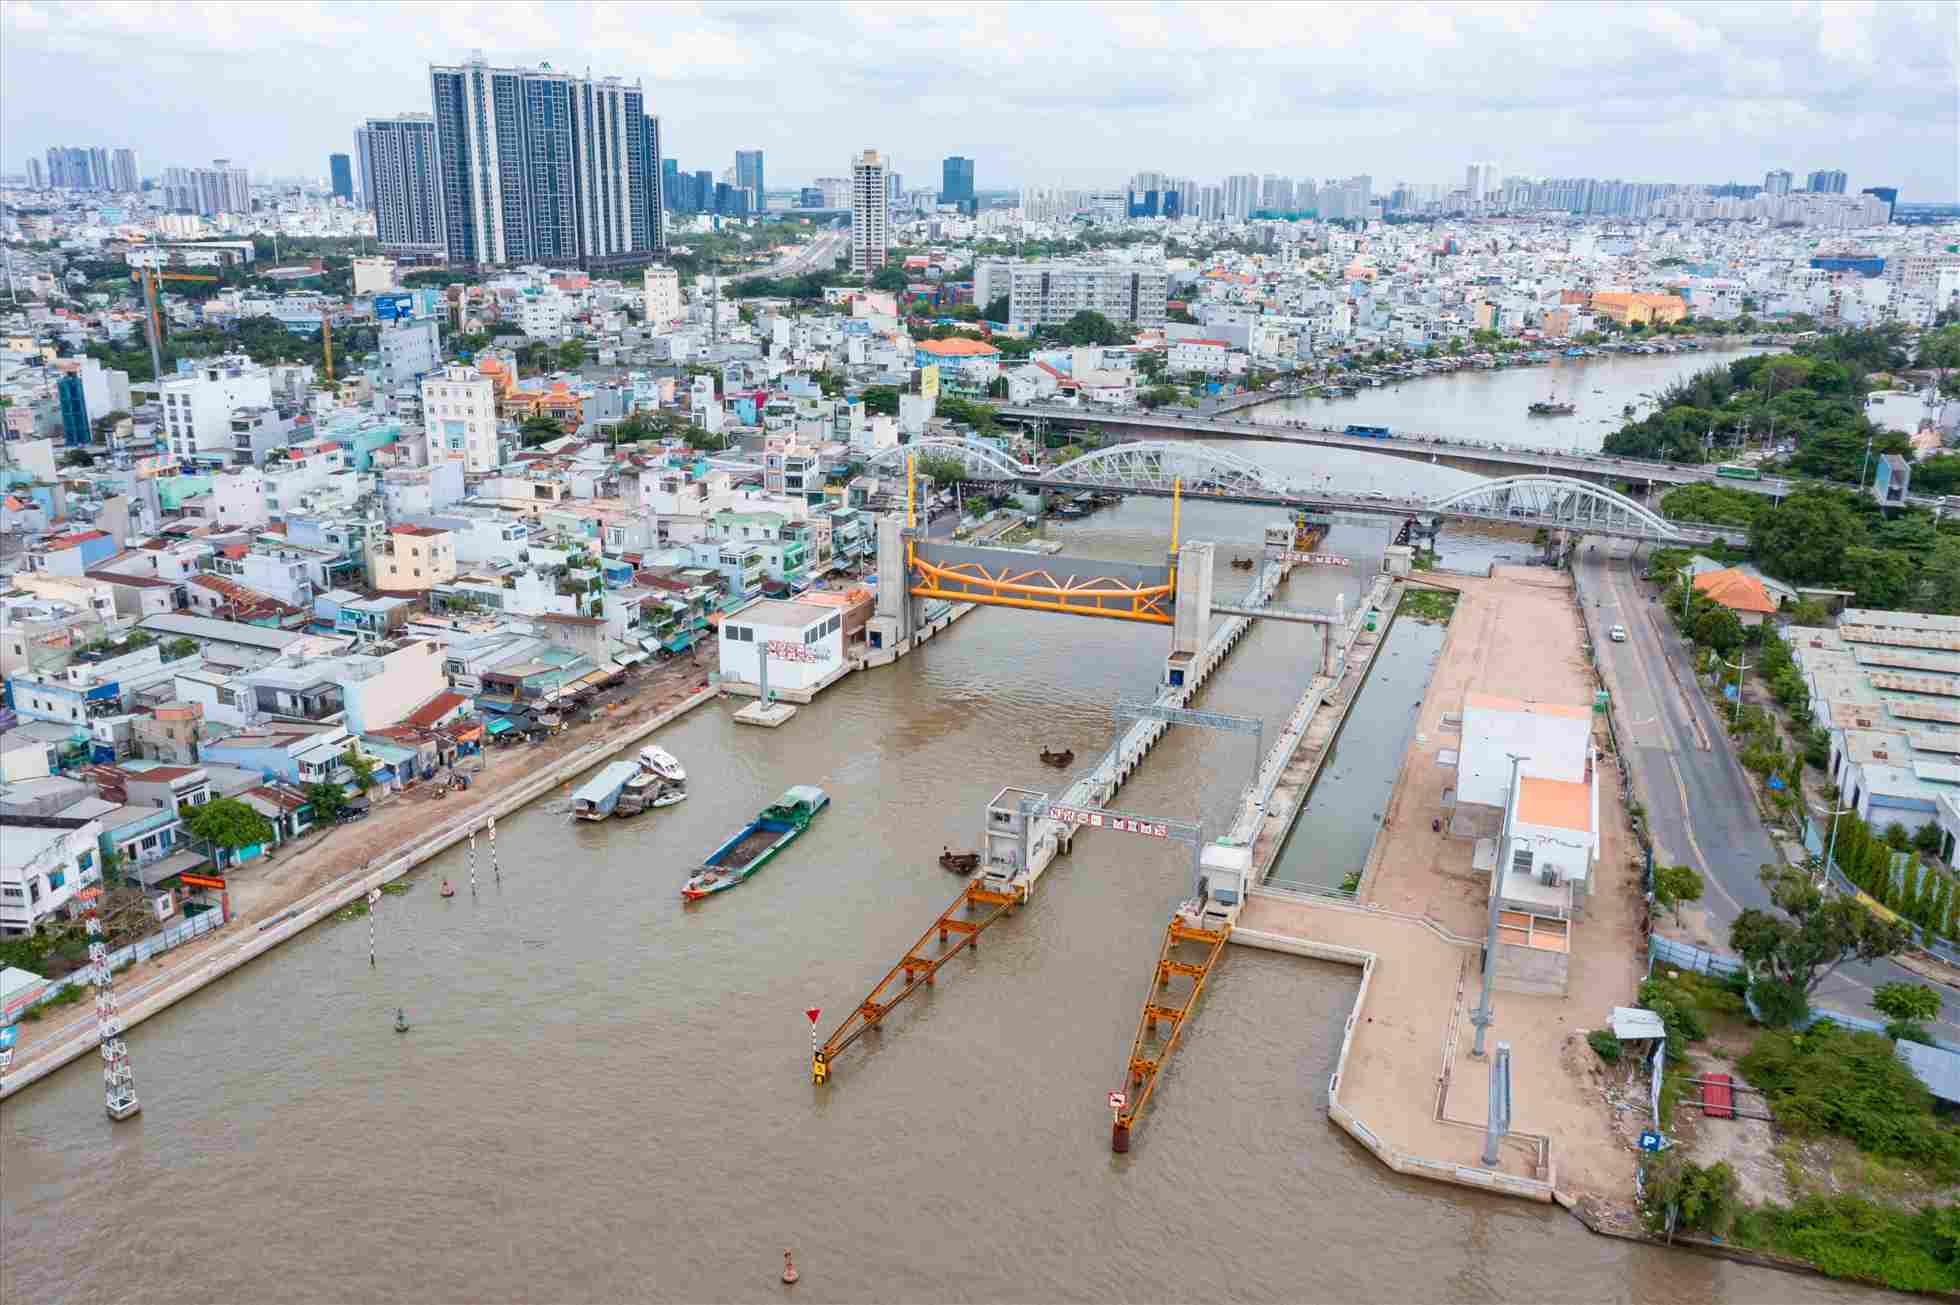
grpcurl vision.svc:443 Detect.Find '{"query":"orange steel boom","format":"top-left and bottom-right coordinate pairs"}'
top-left (813, 879), bottom-right (1020, 1080)
top-left (1111, 916), bottom-right (1230, 1151)
top-left (908, 555), bottom-right (1175, 623)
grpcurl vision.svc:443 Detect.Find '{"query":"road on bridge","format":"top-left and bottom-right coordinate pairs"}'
top-left (998, 402), bottom-right (1946, 511)
top-left (1574, 543), bottom-right (1960, 1042)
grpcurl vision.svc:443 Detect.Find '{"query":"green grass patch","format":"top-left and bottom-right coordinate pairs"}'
top-left (1401, 588), bottom-right (1457, 624)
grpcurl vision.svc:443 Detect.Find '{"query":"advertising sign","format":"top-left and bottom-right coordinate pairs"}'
top-left (919, 364), bottom-right (940, 401)
top-left (375, 294), bottom-right (415, 322)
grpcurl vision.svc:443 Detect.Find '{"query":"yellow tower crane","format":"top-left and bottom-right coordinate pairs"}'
top-left (129, 263), bottom-right (218, 382)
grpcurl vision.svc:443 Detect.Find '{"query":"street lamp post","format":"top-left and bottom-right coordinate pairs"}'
top-left (1820, 799), bottom-right (1854, 891)
top-left (1472, 752), bottom-right (1529, 1060)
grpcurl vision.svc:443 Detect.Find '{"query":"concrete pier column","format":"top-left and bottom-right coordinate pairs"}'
top-left (872, 516), bottom-right (921, 648)
top-left (1166, 541), bottom-right (1214, 686)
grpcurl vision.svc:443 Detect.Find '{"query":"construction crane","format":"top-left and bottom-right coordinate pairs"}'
top-left (129, 260), bottom-right (219, 384)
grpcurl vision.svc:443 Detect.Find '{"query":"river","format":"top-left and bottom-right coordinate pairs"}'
top-left (1, 376), bottom-right (1875, 1302)
top-left (1221, 346), bottom-right (1779, 571)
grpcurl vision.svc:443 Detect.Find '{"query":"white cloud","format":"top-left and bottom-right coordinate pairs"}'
top-left (0, 0), bottom-right (1952, 196)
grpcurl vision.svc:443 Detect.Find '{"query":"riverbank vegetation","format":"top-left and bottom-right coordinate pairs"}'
top-left (1639, 1014), bottom-right (1960, 1292)
top-left (1400, 587), bottom-right (1458, 624)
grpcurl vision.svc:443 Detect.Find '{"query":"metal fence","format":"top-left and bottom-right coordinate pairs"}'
top-left (1800, 814), bottom-right (1960, 969)
top-left (17, 908), bottom-right (228, 1016)
top-left (1648, 934), bottom-right (1960, 1056)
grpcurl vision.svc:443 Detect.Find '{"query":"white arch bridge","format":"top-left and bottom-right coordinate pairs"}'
top-left (863, 439), bottom-right (1711, 543)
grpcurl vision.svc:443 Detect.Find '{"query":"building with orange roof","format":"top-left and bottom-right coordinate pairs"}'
top-left (1589, 292), bottom-right (1686, 326)
top-left (1693, 567), bottom-right (1779, 623)
top-left (1455, 689), bottom-right (1600, 913)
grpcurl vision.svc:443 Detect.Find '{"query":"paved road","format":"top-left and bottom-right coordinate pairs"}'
top-left (1573, 543), bottom-right (1960, 1041)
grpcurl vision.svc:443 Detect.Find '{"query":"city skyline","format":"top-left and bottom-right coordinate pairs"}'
top-left (2, 1), bottom-right (1954, 198)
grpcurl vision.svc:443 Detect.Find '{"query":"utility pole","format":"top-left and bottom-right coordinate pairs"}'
top-left (1859, 434), bottom-right (1875, 491)
top-left (1472, 752), bottom-right (1528, 1059)
top-left (1718, 650), bottom-right (1751, 726)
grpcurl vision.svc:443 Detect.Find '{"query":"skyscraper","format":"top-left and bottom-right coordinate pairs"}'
top-left (328, 153), bottom-right (354, 201)
top-left (661, 158), bottom-right (679, 211)
top-left (887, 171), bottom-right (902, 206)
top-left (24, 156), bottom-right (44, 189)
top-left (428, 55), bottom-right (659, 266)
top-left (942, 155), bottom-right (975, 215)
top-left (109, 148), bottom-right (138, 193)
top-left (1807, 169), bottom-right (1848, 194)
top-left (356, 114), bottom-right (443, 255)
top-left (1764, 169), bottom-right (1794, 195)
top-left (89, 147), bottom-right (110, 191)
top-left (851, 148), bottom-right (888, 274)
top-left (735, 149), bottom-right (765, 213)
top-left (46, 147), bottom-right (98, 189)
top-left (641, 115), bottom-right (664, 249)
top-left (1466, 161), bottom-right (1499, 202)
top-left (1223, 174), bottom-right (1258, 220)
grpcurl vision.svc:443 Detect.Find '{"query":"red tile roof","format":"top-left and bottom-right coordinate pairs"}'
top-left (404, 691), bottom-right (467, 729)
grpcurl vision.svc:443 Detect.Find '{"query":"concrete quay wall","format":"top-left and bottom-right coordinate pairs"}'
top-left (1232, 909), bottom-right (1558, 1204)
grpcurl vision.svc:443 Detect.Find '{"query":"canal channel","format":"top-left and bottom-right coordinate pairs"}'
top-left (4, 355), bottom-right (1864, 1303)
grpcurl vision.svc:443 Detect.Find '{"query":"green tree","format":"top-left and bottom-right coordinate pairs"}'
top-left (1872, 981), bottom-right (1942, 1025)
top-left (1749, 491), bottom-right (1867, 585)
top-left (857, 385), bottom-right (900, 416)
top-left (981, 295), bottom-right (1009, 321)
top-left (1653, 863), bottom-right (1705, 925)
top-left (1050, 310), bottom-right (1126, 347)
top-left (1691, 604), bottom-right (1744, 654)
top-left (184, 797), bottom-right (275, 854)
top-left (520, 415), bottom-right (564, 447)
top-left (870, 264), bottom-right (909, 292)
top-left (1139, 384), bottom-right (1182, 410)
top-left (160, 637), bottom-right (198, 661)
top-left (303, 781), bottom-right (346, 821)
top-left (1730, 863), bottom-right (1914, 1025)
top-left (342, 747), bottom-right (377, 793)
top-left (556, 339), bottom-right (586, 370)
top-left (1841, 546), bottom-right (1917, 609)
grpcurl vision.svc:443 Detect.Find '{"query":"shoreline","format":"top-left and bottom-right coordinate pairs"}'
top-left (0, 684), bottom-right (719, 1101)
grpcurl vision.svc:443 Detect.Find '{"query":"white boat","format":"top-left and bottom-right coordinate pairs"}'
top-left (638, 745), bottom-right (686, 783)
top-left (650, 788), bottom-right (688, 809)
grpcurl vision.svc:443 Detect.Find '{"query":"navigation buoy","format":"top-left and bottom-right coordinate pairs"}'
top-left (394, 1007), bottom-right (410, 1033)
top-left (781, 1249), bottom-right (798, 1285)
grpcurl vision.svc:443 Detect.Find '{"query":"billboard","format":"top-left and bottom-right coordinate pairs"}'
top-left (375, 294), bottom-right (415, 321)
top-left (919, 364), bottom-right (940, 401)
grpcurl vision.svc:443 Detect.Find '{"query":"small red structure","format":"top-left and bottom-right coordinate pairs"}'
top-left (1700, 1073), bottom-right (1735, 1118)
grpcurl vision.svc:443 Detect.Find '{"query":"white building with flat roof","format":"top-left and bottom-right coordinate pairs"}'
top-left (421, 365), bottom-right (498, 473)
top-left (717, 598), bottom-right (844, 696)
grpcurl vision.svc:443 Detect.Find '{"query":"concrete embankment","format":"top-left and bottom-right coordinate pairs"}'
top-left (0, 686), bottom-right (719, 1100)
top-left (1239, 573), bottom-right (1402, 870)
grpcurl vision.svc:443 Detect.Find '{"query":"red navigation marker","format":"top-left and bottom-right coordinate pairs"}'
top-left (805, 1006), bottom-right (822, 1024)
top-left (1108, 1091), bottom-right (1127, 1111)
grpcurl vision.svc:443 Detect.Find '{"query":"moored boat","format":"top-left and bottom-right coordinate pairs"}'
top-left (617, 769), bottom-right (664, 816)
top-left (571, 760), bottom-right (642, 821)
top-left (638, 745), bottom-right (686, 783)
top-left (682, 786), bottom-right (829, 900)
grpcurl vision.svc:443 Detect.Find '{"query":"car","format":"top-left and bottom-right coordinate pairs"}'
top-left (1609, 624), bottom-right (1628, 642)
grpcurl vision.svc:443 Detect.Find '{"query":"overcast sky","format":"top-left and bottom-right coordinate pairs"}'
top-left (3, 0), bottom-right (1955, 198)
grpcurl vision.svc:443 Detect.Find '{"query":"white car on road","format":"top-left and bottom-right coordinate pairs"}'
top-left (1609, 624), bottom-right (1628, 642)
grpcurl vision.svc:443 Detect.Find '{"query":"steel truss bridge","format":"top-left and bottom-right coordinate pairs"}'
top-left (864, 438), bottom-right (1713, 543)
